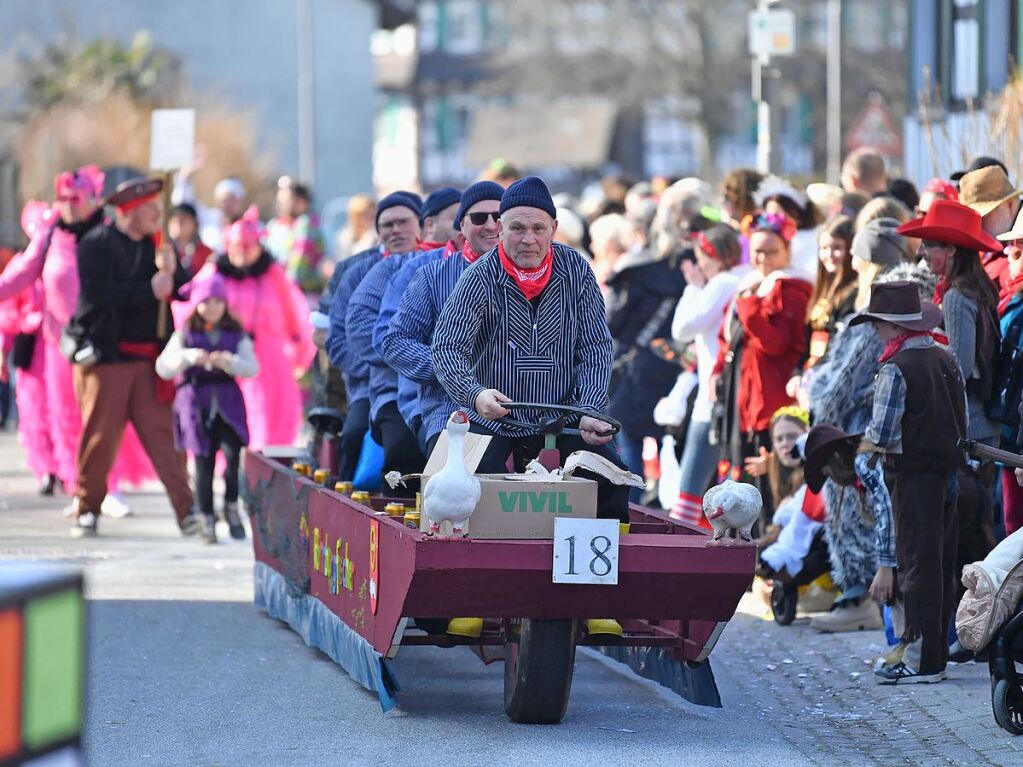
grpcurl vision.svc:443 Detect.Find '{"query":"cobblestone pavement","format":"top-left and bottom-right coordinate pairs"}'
top-left (2, 428), bottom-right (1022, 765)
top-left (713, 591), bottom-right (1023, 765)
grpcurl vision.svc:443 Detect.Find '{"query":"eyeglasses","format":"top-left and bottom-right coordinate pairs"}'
top-left (467, 211), bottom-right (500, 226)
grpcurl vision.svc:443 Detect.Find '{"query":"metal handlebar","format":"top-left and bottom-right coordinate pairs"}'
top-left (499, 402), bottom-right (622, 437)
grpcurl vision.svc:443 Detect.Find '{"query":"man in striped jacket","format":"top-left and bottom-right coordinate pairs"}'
top-left (432, 176), bottom-right (629, 523)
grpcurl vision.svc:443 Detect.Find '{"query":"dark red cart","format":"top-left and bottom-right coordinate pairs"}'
top-left (244, 449), bottom-right (754, 723)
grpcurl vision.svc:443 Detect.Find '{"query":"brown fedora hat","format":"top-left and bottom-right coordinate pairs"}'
top-left (847, 280), bottom-right (943, 331)
top-left (958, 165), bottom-right (1022, 218)
top-left (803, 424), bottom-right (861, 494)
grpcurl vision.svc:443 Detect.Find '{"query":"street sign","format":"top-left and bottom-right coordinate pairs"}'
top-left (149, 108), bottom-right (195, 171)
top-left (748, 9), bottom-right (796, 57)
top-left (846, 94), bottom-right (902, 156)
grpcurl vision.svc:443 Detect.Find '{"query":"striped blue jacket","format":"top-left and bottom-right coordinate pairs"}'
top-left (346, 250), bottom-right (428, 421)
top-left (432, 243), bottom-right (613, 437)
top-left (372, 249), bottom-right (446, 427)
top-left (325, 247), bottom-right (382, 402)
top-left (382, 252), bottom-right (471, 441)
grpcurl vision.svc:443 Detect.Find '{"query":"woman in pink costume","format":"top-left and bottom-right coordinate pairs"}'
top-left (0, 168), bottom-right (156, 502)
top-left (0, 274), bottom-right (58, 490)
top-left (177, 205), bottom-right (316, 449)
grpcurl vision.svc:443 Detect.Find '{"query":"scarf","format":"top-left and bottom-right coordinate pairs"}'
top-left (215, 250), bottom-right (274, 279)
top-left (933, 276), bottom-right (950, 306)
top-left (878, 330), bottom-right (948, 364)
top-left (998, 273), bottom-right (1023, 316)
top-left (462, 241), bottom-right (484, 264)
top-left (498, 242), bottom-right (553, 301)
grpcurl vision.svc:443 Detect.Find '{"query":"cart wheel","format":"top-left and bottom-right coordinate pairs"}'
top-left (771, 582), bottom-right (797, 626)
top-left (993, 678), bottom-right (1023, 735)
top-left (504, 619), bottom-right (576, 724)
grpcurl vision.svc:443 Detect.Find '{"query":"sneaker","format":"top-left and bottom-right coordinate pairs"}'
top-left (62, 496), bottom-right (80, 518)
top-left (39, 474), bottom-right (57, 496)
top-left (179, 513), bottom-right (203, 537)
top-left (223, 501), bottom-right (246, 540)
top-left (101, 494), bottom-right (134, 518)
top-left (810, 597), bottom-right (883, 633)
top-left (199, 514), bottom-right (217, 544)
top-left (70, 511), bottom-right (98, 538)
top-left (875, 661), bottom-right (945, 685)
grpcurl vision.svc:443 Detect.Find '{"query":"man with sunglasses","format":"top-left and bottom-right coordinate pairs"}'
top-left (326, 190), bottom-right (422, 482)
top-left (381, 181), bottom-right (505, 453)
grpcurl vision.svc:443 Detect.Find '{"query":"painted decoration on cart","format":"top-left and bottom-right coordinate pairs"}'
top-left (369, 519), bottom-right (379, 614)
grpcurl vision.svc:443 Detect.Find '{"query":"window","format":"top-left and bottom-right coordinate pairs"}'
top-left (950, 0), bottom-right (980, 101)
top-left (445, 0), bottom-right (483, 56)
top-left (642, 98), bottom-right (701, 178)
top-left (419, 1), bottom-right (440, 53)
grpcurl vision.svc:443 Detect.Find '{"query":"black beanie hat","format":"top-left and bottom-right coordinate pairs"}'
top-left (454, 181), bottom-right (505, 231)
top-left (375, 191), bottom-right (423, 229)
top-left (420, 187), bottom-right (462, 225)
top-left (499, 175), bottom-right (557, 219)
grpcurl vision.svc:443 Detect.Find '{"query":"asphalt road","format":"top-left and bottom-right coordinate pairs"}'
top-left (0, 437), bottom-right (808, 767)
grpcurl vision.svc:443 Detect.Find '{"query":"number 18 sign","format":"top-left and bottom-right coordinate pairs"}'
top-left (552, 518), bottom-right (620, 585)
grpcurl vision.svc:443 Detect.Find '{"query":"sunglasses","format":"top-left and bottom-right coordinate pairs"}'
top-left (467, 211), bottom-right (500, 225)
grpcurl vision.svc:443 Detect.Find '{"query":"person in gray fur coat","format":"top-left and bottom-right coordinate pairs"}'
top-left (806, 236), bottom-right (937, 632)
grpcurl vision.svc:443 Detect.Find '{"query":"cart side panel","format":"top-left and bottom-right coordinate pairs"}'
top-left (306, 492), bottom-right (419, 654)
top-left (245, 451), bottom-right (313, 596)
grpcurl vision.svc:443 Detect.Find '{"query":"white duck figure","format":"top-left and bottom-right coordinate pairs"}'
top-left (423, 411), bottom-right (482, 537)
top-left (703, 480), bottom-right (762, 545)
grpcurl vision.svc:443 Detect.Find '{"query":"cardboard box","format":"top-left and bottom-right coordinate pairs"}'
top-left (421, 432), bottom-right (598, 539)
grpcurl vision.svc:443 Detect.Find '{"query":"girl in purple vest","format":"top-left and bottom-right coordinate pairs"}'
top-left (157, 274), bottom-right (259, 543)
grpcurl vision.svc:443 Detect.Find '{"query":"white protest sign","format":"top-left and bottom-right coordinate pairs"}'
top-left (149, 108), bottom-right (195, 170)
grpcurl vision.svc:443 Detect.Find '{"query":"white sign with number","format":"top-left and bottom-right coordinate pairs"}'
top-left (149, 108), bottom-right (195, 170)
top-left (552, 518), bottom-right (619, 585)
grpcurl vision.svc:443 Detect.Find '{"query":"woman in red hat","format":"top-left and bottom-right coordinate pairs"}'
top-left (898, 199), bottom-right (1001, 447)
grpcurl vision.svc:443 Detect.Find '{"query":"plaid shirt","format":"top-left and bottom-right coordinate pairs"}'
top-left (854, 453), bottom-right (896, 568)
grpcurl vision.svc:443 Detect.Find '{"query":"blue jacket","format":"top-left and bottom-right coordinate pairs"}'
top-left (372, 248), bottom-right (447, 427)
top-left (382, 252), bottom-right (472, 441)
top-left (1000, 294), bottom-right (1023, 442)
top-left (325, 247), bottom-right (382, 402)
top-left (346, 250), bottom-right (432, 421)
top-left (432, 243), bottom-right (613, 437)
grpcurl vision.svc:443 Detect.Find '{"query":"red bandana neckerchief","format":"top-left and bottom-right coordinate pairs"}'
top-left (418, 240), bottom-right (444, 251)
top-left (461, 241), bottom-right (483, 264)
top-left (498, 242), bottom-right (553, 300)
top-left (933, 276), bottom-right (951, 306)
top-left (878, 330), bottom-right (948, 364)
top-left (442, 239), bottom-right (458, 258)
top-left (998, 274), bottom-right (1023, 316)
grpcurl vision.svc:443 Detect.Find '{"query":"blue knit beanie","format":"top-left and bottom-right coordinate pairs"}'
top-left (420, 186), bottom-right (462, 225)
top-left (375, 191), bottom-right (423, 229)
top-left (499, 176), bottom-right (557, 220)
top-left (454, 181), bottom-right (505, 231)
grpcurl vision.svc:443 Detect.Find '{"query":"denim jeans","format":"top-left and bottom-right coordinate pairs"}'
top-left (677, 420), bottom-right (721, 498)
top-left (616, 430), bottom-right (646, 503)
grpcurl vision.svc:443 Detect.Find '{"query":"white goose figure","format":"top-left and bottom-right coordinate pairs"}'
top-left (423, 411), bottom-right (482, 536)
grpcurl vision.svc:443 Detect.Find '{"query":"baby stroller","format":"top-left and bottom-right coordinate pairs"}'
top-left (957, 440), bottom-right (1023, 734)
top-left (759, 530), bottom-right (832, 625)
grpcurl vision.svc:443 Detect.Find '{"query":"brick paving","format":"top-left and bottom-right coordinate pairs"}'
top-left (713, 593), bottom-right (1023, 765)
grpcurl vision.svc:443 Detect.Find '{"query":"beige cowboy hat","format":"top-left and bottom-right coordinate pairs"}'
top-left (998, 206), bottom-right (1023, 242)
top-left (958, 165), bottom-right (1022, 218)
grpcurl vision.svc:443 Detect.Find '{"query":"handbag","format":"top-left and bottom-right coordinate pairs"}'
top-left (10, 332), bottom-right (37, 370)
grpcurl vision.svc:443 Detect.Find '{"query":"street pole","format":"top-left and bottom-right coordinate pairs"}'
top-left (297, 0), bottom-right (316, 186)
top-left (754, 0), bottom-right (772, 174)
top-left (826, 0), bottom-right (842, 183)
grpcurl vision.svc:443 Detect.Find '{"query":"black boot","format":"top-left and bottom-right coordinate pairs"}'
top-left (39, 473), bottom-right (57, 496)
top-left (0, 380), bottom-right (10, 429)
top-left (223, 501), bottom-right (246, 540)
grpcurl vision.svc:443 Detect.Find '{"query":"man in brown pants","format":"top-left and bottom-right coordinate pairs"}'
top-left (69, 177), bottom-right (198, 537)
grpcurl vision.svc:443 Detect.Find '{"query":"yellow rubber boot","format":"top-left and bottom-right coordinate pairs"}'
top-left (446, 617), bottom-right (483, 638)
top-left (586, 618), bottom-right (623, 637)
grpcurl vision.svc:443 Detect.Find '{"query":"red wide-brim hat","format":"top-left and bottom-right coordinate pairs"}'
top-left (897, 198), bottom-right (1003, 253)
